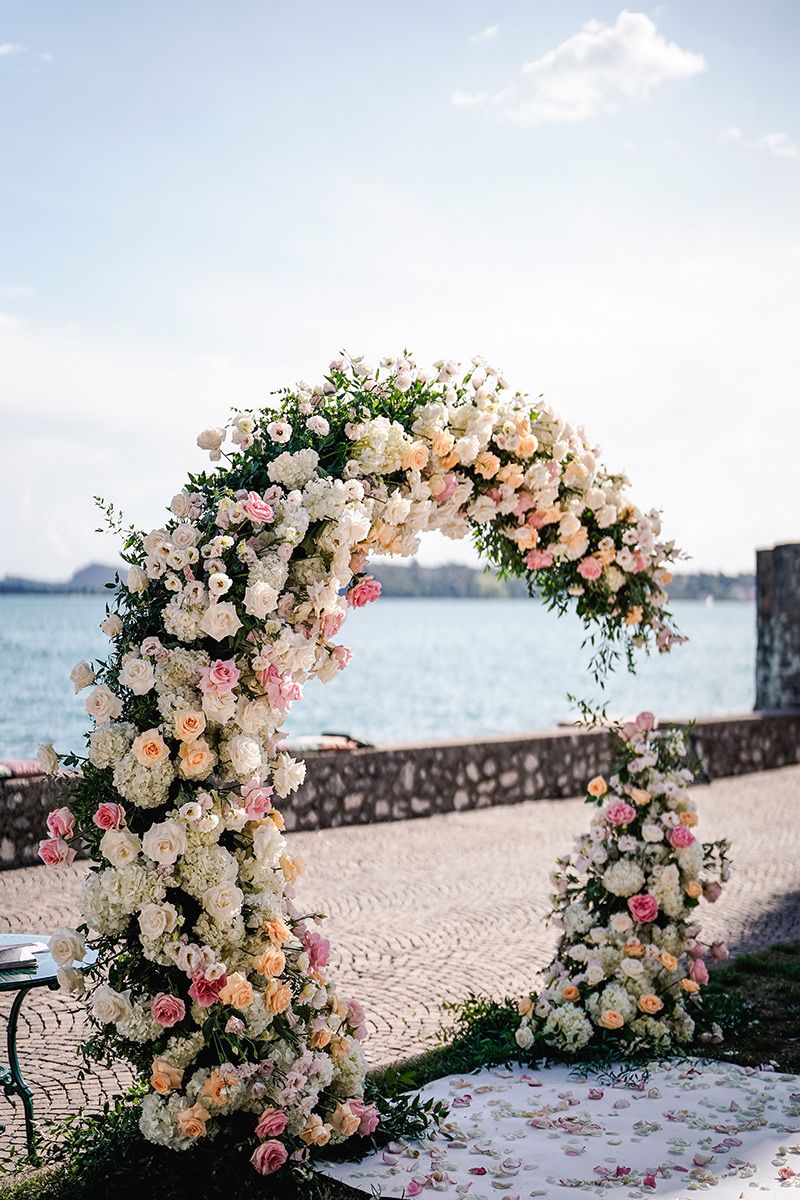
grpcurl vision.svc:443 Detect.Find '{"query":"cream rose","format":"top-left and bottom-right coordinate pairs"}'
top-left (142, 820), bottom-right (187, 866)
top-left (119, 658), bottom-right (156, 695)
top-left (253, 821), bottom-right (285, 868)
top-left (37, 743), bottom-right (59, 775)
top-left (197, 427), bottom-right (225, 452)
top-left (138, 902), bottom-right (178, 940)
top-left (100, 613), bottom-right (123, 638)
top-left (199, 602), bottom-right (242, 642)
top-left (127, 565), bottom-right (148, 594)
top-left (227, 734), bottom-right (262, 779)
top-left (243, 581), bottom-right (279, 619)
top-left (202, 882), bottom-right (244, 922)
top-left (92, 983), bottom-right (133, 1026)
top-left (100, 828), bottom-right (141, 867)
top-left (69, 660), bottom-right (95, 693)
top-left (57, 966), bottom-right (86, 997)
top-left (85, 684), bottom-right (123, 724)
top-left (48, 927), bottom-right (86, 966)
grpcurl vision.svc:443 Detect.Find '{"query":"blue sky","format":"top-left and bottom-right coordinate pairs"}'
top-left (1, 1), bottom-right (798, 577)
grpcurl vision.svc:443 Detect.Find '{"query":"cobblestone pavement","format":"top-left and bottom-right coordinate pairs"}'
top-left (1, 764), bottom-right (798, 1160)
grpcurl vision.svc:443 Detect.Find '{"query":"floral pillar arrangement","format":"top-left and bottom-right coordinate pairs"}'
top-left (37, 353), bottom-right (683, 1174)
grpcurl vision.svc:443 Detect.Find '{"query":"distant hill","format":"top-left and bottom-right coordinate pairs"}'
top-left (0, 562), bottom-right (121, 594)
top-left (0, 560), bottom-right (756, 601)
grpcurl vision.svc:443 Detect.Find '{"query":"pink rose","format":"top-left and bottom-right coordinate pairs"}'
top-left (93, 802), bottom-right (125, 831)
top-left (225, 1016), bottom-right (245, 1035)
top-left (669, 826), bottom-right (695, 848)
top-left (332, 645), bottom-right (352, 671)
top-left (636, 711), bottom-right (655, 731)
top-left (189, 972), bottom-right (227, 1008)
top-left (349, 1100), bottom-right (379, 1135)
top-left (687, 940), bottom-right (707, 960)
top-left (241, 778), bottom-right (273, 818)
top-left (347, 577), bottom-right (382, 608)
top-left (689, 959), bottom-right (709, 986)
top-left (255, 1107), bottom-right (288, 1139)
top-left (628, 894), bottom-right (659, 923)
top-left (151, 993), bottom-right (186, 1028)
top-left (321, 610), bottom-right (345, 639)
top-left (250, 1140), bottom-right (288, 1176)
top-left (524, 548), bottom-right (554, 570)
top-left (347, 998), bottom-right (367, 1040)
top-left (710, 940), bottom-right (729, 962)
top-left (704, 881), bottom-right (722, 903)
top-left (436, 473), bottom-right (458, 503)
top-left (46, 807), bottom-right (75, 840)
top-left (302, 930), bottom-right (330, 970)
top-left (242, 492), bottom-right (274, 524)
top-left (38, 837), bottom-right (76, 868)
top-left (605, 802), bottom-right (637, 827)
top-left (577, 556), bottom-right (602, 581)
top-left (198, 659), bottom-right (240, 696)
top-left (263, 665), bottom-right (302, 715)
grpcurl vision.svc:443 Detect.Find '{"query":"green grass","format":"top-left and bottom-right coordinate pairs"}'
top-left (3, 947), bottom-right (799, 1200)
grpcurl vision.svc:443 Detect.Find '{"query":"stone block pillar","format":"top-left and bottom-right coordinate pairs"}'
top-left (756, 542), bottom-right (800, 709)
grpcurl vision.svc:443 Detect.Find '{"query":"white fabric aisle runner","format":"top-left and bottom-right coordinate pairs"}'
top-left (318, 1059), bottom-right (800, 1197)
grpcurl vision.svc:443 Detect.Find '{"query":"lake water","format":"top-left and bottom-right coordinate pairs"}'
top-left (0, 595), bottom-right (755, 759)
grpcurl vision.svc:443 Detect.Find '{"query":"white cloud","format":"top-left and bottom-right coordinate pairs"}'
top-left (0, 42), bottom-right (24, 56)
top-left (756, 131), bottom-right (800, 163)
top-left (0, 283), bottom-right (35, 299)
top-left (452, 89), bottom-right (489, 108)
top-left (454, 10), bottom-right (706, 126)
top-left (719, 125), bottom-right (741, 141)
top-left (470, 25), bottom-right (498, 44)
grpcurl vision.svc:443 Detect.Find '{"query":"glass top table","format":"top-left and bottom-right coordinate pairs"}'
top-left (0, 933), bottom-right (97, 1159)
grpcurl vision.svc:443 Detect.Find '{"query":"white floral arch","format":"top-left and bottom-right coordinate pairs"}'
top-left (39, 353), bottom-right (683, 1176)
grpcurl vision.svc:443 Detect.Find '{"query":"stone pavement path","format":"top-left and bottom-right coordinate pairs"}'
top-left (1, 764), bottom-right (798, 1160)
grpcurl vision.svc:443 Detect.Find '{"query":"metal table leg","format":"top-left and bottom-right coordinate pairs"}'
top-left (1, 985), bottom-right (37, 1160)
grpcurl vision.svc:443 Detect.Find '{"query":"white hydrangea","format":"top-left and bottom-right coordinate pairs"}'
top-left (89, 721), bottom-right (137, 769)
top-left (542, 1004), bottom-right (593, 1052)
top-left (113, 752), bottom-right (175, 809)
top-left (267, 448), bottom-right (320, 489)
top-left (602, 859), bottom-right (646, 898)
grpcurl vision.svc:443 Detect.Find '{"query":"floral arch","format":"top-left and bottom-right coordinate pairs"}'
top-left (38, 353), bottom-right (689, 1175)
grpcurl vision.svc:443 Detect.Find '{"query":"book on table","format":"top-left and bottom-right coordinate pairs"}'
top-left (0, 942), bottom-right (48, 972)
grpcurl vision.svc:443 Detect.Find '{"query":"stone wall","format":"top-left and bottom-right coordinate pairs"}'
top-left (3, 710), bottom-right (799, 868)
top-left (756, 542), bottom-right (800, 709)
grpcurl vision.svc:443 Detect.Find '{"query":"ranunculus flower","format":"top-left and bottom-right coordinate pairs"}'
top-left (628, 893), bottom-right (659, 923)
top-left (151, 993), bottom-right (186, 1027)
top-left (347, 576), bottom-right (382, 608)
top-left (46, 807), bottom-right (75, 840)
top-left (255, 1107), bottom-right (288, 1139)
top-left (250, 1140), bottom-right (288, 1175)
top-left (669, 825), bottom-right (695, 848)
top-left (38, 837), bottom-right (76, 868)
top-left (93, 802), bottom-right (125, 830)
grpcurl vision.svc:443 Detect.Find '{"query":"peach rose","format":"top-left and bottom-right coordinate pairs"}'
top-left (264, 917), bottom-right (291, 946)
top-left (177, 1102), bottom-right (210, 1138)
top-left (218, 972), bottom-right (255, 1010)
top-left (265, 979), bottom-right (292, 1014)
top-left (474, 450), bottom-right (501, 479)
top-left (685, 879), bottom-right (703, 899)
top-left (598, 1009), bottom-right (624, 1030)
top-left (679, 811), bottom-right (698, 827)
top-left (330, 1102), bottom-right (360, 1138)
top-left (638, 994), bottom-right (664, 1015)
top-left (253, 948), bottom-right (286, 978)
top-left (517, 433), bottom-right (538, 458)
top-left (498, 462), bottom-right (524, 490)
top-left (173, 708), bottom-right (206, 743)
top-left (402, 441), bottom-right (430, 471)
top-left (431, 430), bottom-right (454, 458)
top-left (660, 952), bottom-right (678, 971)
top-left (310, 1026), bottom-right (333, 1049)
top-left (624, 941), bottom-right (644, 958)
top-left (561, 985), bottom-right (580, 1002)
top-left (131, 729), bottom-right (169, 767)
top-left (518, 995), bottom-right (534, 1017)
top-left (587, 776), bottom-right (607, 798)
top-left (178, 738), bottom-right (216, 780)
top-left (280, 855), bottom-right (303, 883)
top-left (201, 1070), bottom-right (234, 1106)
top-left (438, 449), bottom-right (460, 471)
top-left (270, 809), bottom-right (285, 831)
top-left (680, 978), bottom-right (700, 994)
top-left (300, 1113), bottom-right (331, 1147)
top-left (629, 788), bottom-right (651, 806)
top-left (151, 1059), bottom-right (183, 1095)
top-left (625, 606), bottom-right (644, 626)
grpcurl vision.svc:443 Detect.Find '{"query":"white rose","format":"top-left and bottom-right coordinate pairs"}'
top-left (272, 753), bottom-right (306, 798)
top-left (243, 581), bottom-right (279, 619)
top-left (142, 819), bottom-right (187, 866)
top-left (642, 823), bottom-right (664, 842)
top-left (609, 913), bottom-right (633, 934)
top-left (138, 902), bottom-right (178, 941)
top-left (69, 660), bottom-right (95, 693)
top-left (267, 420), bottom-right (292, 444)
top-left (171, 523), bottom-right (199, 551)
top-left (119, 658), bottom-right (156, 695)
top-left (197, 427), bottom-right (225, 452)
top-left (57, 966), bottom-right (86, 997)
top-left (85, 684), bottom-right (123, 724)
top-left (227, 734), bottom-right (262, 779)
top-left (100, 828), bottom-right (141, 867)
top-left (515, 1025), bottom-right (535, 1050)
top-left (199, 602), bottom-right (243, 642)
top-left (100, 614), bottom-right (123, 638)
top-left (92, 983), bottom-right (133, 1026)
top-left (201, 692), bottom-right (237, 725)
top-left (620, 958), bottom-right (644, 978)
top-left (48, 927), bottom-right (86, 966)
top-left (585, 960), bottom-right (606, 985)
top-left (596, 504), bottom-right (618, 529)
top-left (253, 821), bottom-right (286, 868)
top-left (202, 882), bottom-right (244, 923)
top-left (37, 743), bottom-right (59, 775)
top-left (170, 492), bottom-right (192, 518)
top-left (127, 565), bottom-right (148, 594)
